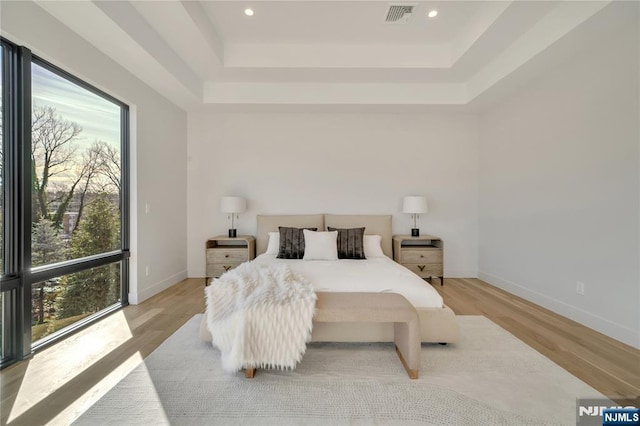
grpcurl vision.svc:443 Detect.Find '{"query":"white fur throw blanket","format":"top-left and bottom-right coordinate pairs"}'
top-left (204, 261), bottom-right (316, 373)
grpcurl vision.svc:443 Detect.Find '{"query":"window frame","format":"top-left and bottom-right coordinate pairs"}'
top-left (0, 38), bottom-right (130, 367)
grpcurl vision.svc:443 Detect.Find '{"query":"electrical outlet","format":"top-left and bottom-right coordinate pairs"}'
top-left (145, 265), bottom-right (150, 277)
top-left (576, 281), bottom-right (585, 295)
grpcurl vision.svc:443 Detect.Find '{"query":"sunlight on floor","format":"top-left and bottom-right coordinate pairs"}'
top-left (48, 351), bottom-right (145, 425)
top-left (7, 311), bottom-right (135, 424)
top-left (69, 361), bottom-right (172, 425)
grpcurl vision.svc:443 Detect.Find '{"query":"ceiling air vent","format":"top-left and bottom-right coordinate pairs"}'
top-left (385, 4), bottom-right (415, 24)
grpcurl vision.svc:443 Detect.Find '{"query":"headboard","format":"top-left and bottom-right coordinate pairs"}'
top-left (256, 214), bottom-right (393, 258)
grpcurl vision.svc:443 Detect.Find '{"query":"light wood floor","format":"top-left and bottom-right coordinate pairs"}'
top-left (438, 278), bottom-right (639, 407)
top-left (1, 277), bottom-right (638, 425)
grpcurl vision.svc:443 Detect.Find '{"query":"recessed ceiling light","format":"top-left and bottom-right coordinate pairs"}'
top-left (428, 10), bottom-right (438, 18)
top-left (244, 8), bottom-right (254, 17)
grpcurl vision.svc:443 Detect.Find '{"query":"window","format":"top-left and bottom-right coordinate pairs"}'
top-left (1, 43), bottom-right (4, 274)
top-left (1, 43), bottom-right (4, 361)
top-left (31, 64), bottom-right (122, 265)
top-left (0, 38), bottom-right (129, 367)
top-left (30, 61), bottom-right (126, 344)
top-left (31, 263), bottom-right (121, 342)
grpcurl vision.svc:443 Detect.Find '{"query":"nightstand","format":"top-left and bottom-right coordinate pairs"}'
top-left (392, 235), bottom-right (444, 286)
top-left (205, 235), bottom-right (256, 280)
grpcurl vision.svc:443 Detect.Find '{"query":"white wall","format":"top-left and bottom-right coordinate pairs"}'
top-left (1, 1), bottom-right (188, 303)
top-left (187, 112), bottom-right (479, 278)
top-left (478, 20), bottom-right (639, 347)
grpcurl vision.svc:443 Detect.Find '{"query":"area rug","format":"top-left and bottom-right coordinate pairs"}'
top-left (74, 315), bottom-right (607, 425)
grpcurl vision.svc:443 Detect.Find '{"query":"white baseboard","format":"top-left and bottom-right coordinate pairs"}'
top-left (478, 270), bottom-right (640, 349)
top-left (129, 269), bottom-right (188, 305)
top-left (445, 269), bottom-right (478, 278)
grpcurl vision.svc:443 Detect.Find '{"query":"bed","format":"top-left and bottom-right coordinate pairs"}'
top-left (252, 214), bottom-right (459, 344)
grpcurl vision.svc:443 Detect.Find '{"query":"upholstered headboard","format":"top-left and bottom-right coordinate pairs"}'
top-left (256, 214), bottom-right (392, 258)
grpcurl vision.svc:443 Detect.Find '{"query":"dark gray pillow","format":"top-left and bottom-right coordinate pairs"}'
top-left (327, 227), bottom-right (366, 260)
top-left (277, 227), bottom-right (318, 259)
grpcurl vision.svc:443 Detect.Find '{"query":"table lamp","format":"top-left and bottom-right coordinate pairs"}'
top-left (402, 196), bottom-right (428, 237)
top-left (220, 196), bottom-right (246, 238)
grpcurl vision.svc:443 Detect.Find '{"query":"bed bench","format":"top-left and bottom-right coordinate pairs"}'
top-left (245, 291), bottom-right (421, 379)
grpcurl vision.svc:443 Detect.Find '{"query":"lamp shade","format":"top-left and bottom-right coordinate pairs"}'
top-left (220, 196), bottom-right (247, 214)
top-left (402, 196), bottom-right (428, 214)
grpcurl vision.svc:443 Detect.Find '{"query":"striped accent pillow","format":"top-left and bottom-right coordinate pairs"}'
top-left (327, 227), bottom-right (366, 260)
top-left (277, 227), bottom-right (318, 259)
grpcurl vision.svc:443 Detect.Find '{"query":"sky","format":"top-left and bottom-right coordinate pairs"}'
top-left (0, 50), bottom-right (122, 194)
top-left (31, 63), bottom-right (121, 151)
top-left (0, 54), bottom-right (120, 151)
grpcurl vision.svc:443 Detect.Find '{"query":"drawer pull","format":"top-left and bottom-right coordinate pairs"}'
top-left (223, 265), bottom-right (232, 271)
top-left (225, 254), bottom-right (229, 258)
top-left (420, 254), bottom-right (424, 258)
top-left (418, 265), bottom-right (426, 271)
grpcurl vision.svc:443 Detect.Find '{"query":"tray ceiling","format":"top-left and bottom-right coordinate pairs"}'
top-left (20, 0), bottom-right (632, 111)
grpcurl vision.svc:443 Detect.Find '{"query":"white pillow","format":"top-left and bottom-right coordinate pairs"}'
top-left (266, 232), bottom-right (280, 255)
top-left (363, 235), bottom-right (385, 258)
top-left (303, 230), bottom-right (338, 261)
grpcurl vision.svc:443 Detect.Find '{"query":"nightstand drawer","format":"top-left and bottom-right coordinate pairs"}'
top-left (206, 263), bottom-right (240, 278)
top-left (205, 236), bottom-right (256, 279)
top-left (393, 235), bottom-right (444, 285)
top-left (207, 248), bottom-right (249, 263)
top-left (401, 249), bottom-right (442, 264)
top-left (403, 263), bottom-right (443, 278)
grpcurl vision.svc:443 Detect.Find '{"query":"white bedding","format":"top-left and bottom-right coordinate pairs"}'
top-left (253, 253), bottom-right (444, 309)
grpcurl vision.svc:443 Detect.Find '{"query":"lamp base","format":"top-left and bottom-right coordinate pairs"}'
top-left (411, 228), bottom-right (420, 237)
top-left (228, 229), bottom-right (237, 238)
